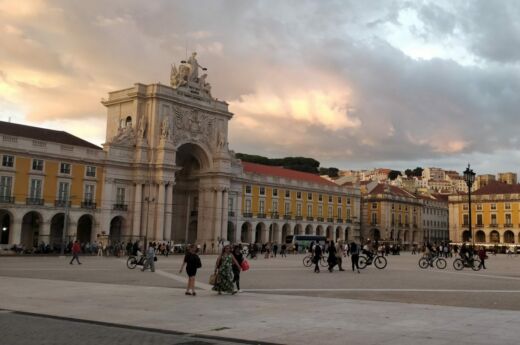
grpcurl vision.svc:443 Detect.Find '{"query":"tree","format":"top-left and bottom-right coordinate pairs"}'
top-left (412, 167), bottom-right (423, 177)
top-left (405, 169), bottom-right (413, 178)
top-left (327, 167), bottom-right (339, 178)
top-left (388, 170), bottom-right (401, 180)
top-left (236, 153), bottom-right (321, 174)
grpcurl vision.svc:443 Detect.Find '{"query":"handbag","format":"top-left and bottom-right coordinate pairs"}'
top-left (240, 259), bottom-right (250, 271)
top-left (153, 256), bottom-right (158, 262)
top-left (209, 271), bottom-right (219, 285)
top-left (196, 256), bottom-right (202, 268)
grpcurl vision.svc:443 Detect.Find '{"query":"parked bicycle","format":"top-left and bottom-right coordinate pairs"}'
top-left (303, 254), bottom-right (328, 268)
top-left (126, 254), bottom-right (147, 269)
top-left (453, 255), bottom-right (481, 271)
top-left (358, 253), bottom-right (387, 269)
top-left (418, 254), bottom-right (447, 269)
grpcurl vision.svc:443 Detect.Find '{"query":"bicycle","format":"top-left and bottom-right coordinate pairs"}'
top-left (126, 254), bottom-right (147, 269)
top-left (303, 254), bottom-right (328, 268)
top-left (418, 254), bottom-right (447, 269)
top-left (358, 253), bottom-right (387, 269)
top-left (453, 255), bottom-right (481, 271)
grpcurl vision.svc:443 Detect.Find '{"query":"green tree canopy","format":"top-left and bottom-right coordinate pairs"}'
top-left (236, 153), bottom-right (321, 174)
top-left (388, 170), bottom-right (401, 180)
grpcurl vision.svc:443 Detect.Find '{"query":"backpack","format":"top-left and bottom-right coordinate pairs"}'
top-left (195, 255), bottom-right (202, 268)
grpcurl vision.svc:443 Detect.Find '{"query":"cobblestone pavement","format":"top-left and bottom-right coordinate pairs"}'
top-left (0, 310), bottom-right (277, 345)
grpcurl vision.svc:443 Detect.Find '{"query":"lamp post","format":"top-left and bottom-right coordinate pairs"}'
top-left (463, 164), bottom-right (476, 246)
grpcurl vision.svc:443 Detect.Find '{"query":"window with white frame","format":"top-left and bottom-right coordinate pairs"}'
top-left (29, 179), bottom-right (42, 199)
top-left (505, 213), bottom-right (512, 225)
top-left (319, 194), bottom-right (323, 202)
top-left (259, 187), bottom-right (265, 196)
top-left (285, 190), bottom-right (290, 198)
top-left (259, 199), bottom-right (265, 214)
top-left (228, 197), bottom-right (234, 211)
top-left (347, 198), bottom-right (351, 205)
top-left (272, 200), bottom-right (278, 213)
top-left (346, 208), bottom-right (350, 220)
top-left (491, 214), bottom-right (497, 225)
top-left (0, 176), bottom-right (12, 197)
top-left (476, 203), bottom-right (482, 211)
top-left (272, 188), bottom-right (278, 197)
top-left (372, 202), bottom-right (377, 209)
top-left (337, 207), bottom-right (342, 219)
top-left (491, 203), bottom-right (497, 210)
top-left (328, 205), bottom-right (332, 217)
top-left (505, 203), bottom-right (511, 210)
top-left (116, 187), bottom-right (126, 204)
top-left (60, 162), bottom-right (71, 174)
top-left (2, 155), bottom-right (14, 168)
top-left (86, 166), bottom-right (97, 177)
top-left (84, 184), bottom-right (95, 201)
top-left (245, 199), bottom-right (251, 213)
top-left (328, 195), bottom-right (333, 203)
top-left (307, 192), bottom-right (313, 201)
top-left (307, 204), bottom-right (313, 217)
top-left (297, 203), bottom-right (302, 216)
top-left (318, 205), bottom-right (323, 217)
top-left (58, 182), bottom-right (70, 201)
top-left (297, 191), bottom-right (302, 199)
top-left (32, 159), bottom-right (44, 171)
top-left (284, 202), bottom-right (290, 215)
top-left (371, 213), bottom-right (377, 224)
top-left (337, 197), bottom-right (342, 204)
top-left (245, 185), bottom-right (252, 194)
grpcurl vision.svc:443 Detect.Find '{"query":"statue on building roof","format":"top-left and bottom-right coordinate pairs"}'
top-left (170, 52), bottom-right (212, 98)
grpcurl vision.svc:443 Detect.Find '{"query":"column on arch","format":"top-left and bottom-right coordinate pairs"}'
top-left (132, 183), bottom-right (143, 238)
top-left (155, 182), bottom-right (166, 241)
top-left (164, 182), bottom-right (173, 241)
top-left (220, 188), bottom-right (229, 241)
top-left (213, 188), bottom-right (223, 242)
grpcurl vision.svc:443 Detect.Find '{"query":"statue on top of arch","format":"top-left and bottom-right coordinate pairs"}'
top-left (170, 52), bottom-right (212, 98)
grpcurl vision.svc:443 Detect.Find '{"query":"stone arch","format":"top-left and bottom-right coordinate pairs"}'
top-left (50, 213), bottom-right (65, 249)
top-left (21, 211), bottom-right (43, 249)
top-left (462, 230), bottom-right (471, 242)
top-left (305, 224), bottom-right (313, 235)
top-left (256, 222), bottom-right (266, 243)
top-left (109, 216), bottom-right (124, 244)
top-left (316, 225), bottom-right (324, 236)
top-left (175, 142), bottom-right (212, 171)
top-left (504, 230), bottom-right (514, 244)
top-left (326, 225), bottom-right (333, 239)
top-left (270, 223), bottom-right (280, 243)
top-left (476, 230), bottom-right (486, 243)
top-left (294, 223), bottom-right (303, 235)
top-left (281, 223), bottom-right (291, 243)
top-left (0, 209), bottom-right (13, 245)
top-left (344, 227), bottom-right (350, 242)
top-left (335, 226), bottom-right (342, 241)
top-left (227, 221), bottom-right (235, 243)
top-left (77, 214), bottom-right (93, 243)
top-left (490, 230), bottom-right (500, 244)
top-left (241, 222), bottom-right (252, 243)
top-left (125, 116), bottom-right (132, 127)
top-left (369, 228), bottom-right (381, 241)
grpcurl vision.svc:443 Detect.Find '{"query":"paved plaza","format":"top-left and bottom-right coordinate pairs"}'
top-left (1, 253), bottom-right (520, 344)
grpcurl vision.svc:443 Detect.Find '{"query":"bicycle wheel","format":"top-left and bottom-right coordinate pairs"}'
top-left (418, 257), bottom-right (429, 269)
top-left (358, 256), bottom-right (368, 269)
top-left (320, 256), bottom-right (329, 267)
top-left (471, 258), bottom-right (482, 271)
top-left (453, 258), bottom-right (464, 271)
top-left (126, 256), bottom-right (138, 269)
top-left (435, 258), bottom-right (447, 270)
top-left (303, 256), bottom-right (312, 267)
top-left (374, 256), bottom-right (387, 269)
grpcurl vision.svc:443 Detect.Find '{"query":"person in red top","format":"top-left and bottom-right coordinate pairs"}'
top-left (477, 246), bottom-right (487, 270)
top-left (70, 240), bottom-right (82, 265)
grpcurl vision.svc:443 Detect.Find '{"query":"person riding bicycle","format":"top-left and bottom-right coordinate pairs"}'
top-left (425, 242), bottom-right (436, 267)
top-left (362, 240), bottom-right (374, 263)
top-left (459, 243), bottom-right (471, 266)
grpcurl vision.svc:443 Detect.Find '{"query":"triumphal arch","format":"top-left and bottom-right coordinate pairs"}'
top-left (100, 53), bottom-right (239, 245)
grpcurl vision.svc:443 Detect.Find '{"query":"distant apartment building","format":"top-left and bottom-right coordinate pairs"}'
top-left (422, 167), bottom-right (445, 181)
top-left (498, 172), bottom-right (517, 185)
top-left (475, 174), bottom-right (496, 190)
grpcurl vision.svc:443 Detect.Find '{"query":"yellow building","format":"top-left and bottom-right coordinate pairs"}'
top-left (235, 162), bottom-right (361, 244)
top-left (0, 121), bottom-right (104, 249)
top-left (361, 182), bottom-right (423, 247)
top-left (449, 181), bottom-right (520, 244)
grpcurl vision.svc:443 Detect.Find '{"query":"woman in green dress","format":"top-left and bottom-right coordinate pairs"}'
top-left (213, 245), bottom-right (241, 294)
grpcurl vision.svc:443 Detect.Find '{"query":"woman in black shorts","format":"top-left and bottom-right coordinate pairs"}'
top-left (179, 244), bottom-right (201, 295)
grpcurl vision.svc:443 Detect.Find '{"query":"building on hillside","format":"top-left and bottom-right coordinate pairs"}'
top-left (498, 172), bottom-right (517, 185)
top-left (448, 181), bottom-right (520, 245)
top-left (428, 179), bottom-right (452, 193)
top-left (419, 193), bottom-right (449, 243)
top-left (361, 182), bottom-right (423, 248)
top-left (0, 122), bottom-right (104, 249)
top-left (446, 174), bottom-right (467, 193)
top-left (236, 162), bottom-right (361, 244)
top-left (475, 174), bottom-right (496, 190)
top-left (422, 167), bottom-right (445, 181)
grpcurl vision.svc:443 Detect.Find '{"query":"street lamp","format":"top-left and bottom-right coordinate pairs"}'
top-left (463, 164), bottom-right (476, 246)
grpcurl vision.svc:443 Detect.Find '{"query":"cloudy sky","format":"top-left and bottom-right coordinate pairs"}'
top-left (2, 0), bottom-right (520, 174)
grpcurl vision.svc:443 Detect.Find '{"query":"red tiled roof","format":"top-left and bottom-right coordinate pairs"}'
top-left (473, 181), bottom-right (520, 195)
top-left (370, 183), bottom-right (415, 198)
top-left (0, 121), bottom-right (101, 150)
top-left (242, 162), bottom-right (337, 186)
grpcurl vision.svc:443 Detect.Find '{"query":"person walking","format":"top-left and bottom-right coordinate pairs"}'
top-left (273, 243), bottom-right (278, 258)
top-left (179, 244), bottom-right (201, 295)
top-left (478, 246), bottom-right (487, 270)
top-left (142, 242), bottom-right (156, 272)
top-left (97, 241), bottom-right (103, 256)
top-left (313, 241), bottom-right (322, 273)
top-left (327, 240), bottom-right (337, 272)
top-left (280, 243), bottom-right (287, 258)
top-left (350, 241), bottom-right (360, 273)
top-left (69, 240), bottom-right (82, 265)
top-left (232, 245), bottom-right (244, 293)
top-left (336, 241), bottom-right (345, 271)
top-left (213, 245), bottom-right (241, 295)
